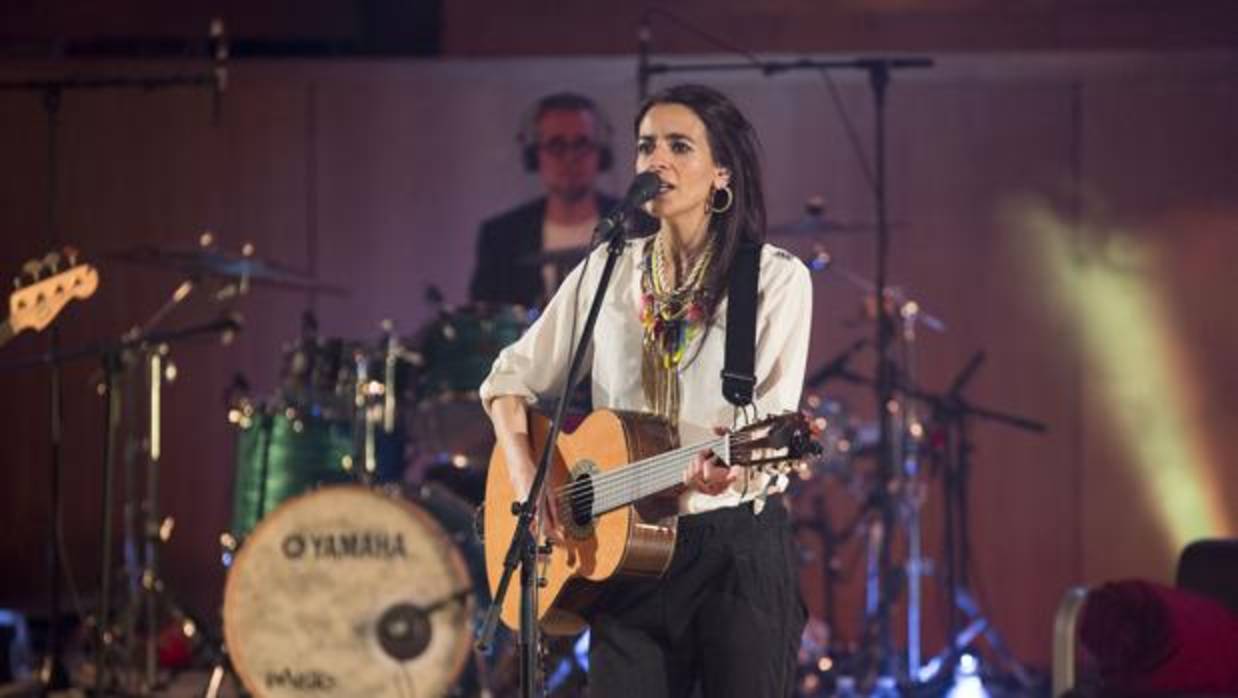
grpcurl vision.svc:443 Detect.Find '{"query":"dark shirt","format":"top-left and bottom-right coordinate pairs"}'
top-left (468, 193), bottom-right (618, 308)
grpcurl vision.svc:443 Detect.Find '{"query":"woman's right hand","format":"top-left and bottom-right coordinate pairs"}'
top-left (491, 395), bottom-right (564, 542)
top-left (505, 442), bottom-right (563, 541)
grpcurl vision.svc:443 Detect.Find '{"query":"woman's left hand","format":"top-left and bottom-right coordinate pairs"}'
top-left (683, 427), bottom-right (743, 496)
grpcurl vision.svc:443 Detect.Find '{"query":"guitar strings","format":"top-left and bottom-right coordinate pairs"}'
top-left (553, 432), bottom-right (747, 500)
top-left (551, 430), bottom-right (767, 515)
top-left (553, 441), bottom-right (718, 518)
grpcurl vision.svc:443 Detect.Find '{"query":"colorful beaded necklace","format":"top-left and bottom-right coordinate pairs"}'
top-left (639, 236), bottom-right (713, 422)
top-left (640, 236), bottom-right (714, 367)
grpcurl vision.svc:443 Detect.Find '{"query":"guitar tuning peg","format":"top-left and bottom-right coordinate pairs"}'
top-left (199, 230), bottom-right (215, 248)
top-left (63, 246), bottom-right (79, 266)
top-left (42, 251), bottom-right (61, 274)
top-left (22, 259), bottom-right (42, 281)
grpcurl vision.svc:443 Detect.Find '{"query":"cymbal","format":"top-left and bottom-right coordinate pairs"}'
top-left (516, 245), bottom-right (591, 268)
top-left (107, 244), bottom-right (349, 296)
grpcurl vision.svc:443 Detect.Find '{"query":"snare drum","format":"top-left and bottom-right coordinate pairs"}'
top-left (223, 485), bottom-right (480, 698)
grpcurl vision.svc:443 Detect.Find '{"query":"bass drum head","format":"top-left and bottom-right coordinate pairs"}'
top-left (224, 485), bottom-right (473, 698)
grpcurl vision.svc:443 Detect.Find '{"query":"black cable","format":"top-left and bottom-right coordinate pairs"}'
top-left (816, 69), bottom-right (877, 196)
top-left (642, 7), bottom-right (764, 67)
top-left (641, 7), bottom-right (881, 203)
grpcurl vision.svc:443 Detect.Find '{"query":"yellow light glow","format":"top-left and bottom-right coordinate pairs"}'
top-left (1012, 200), bottom-right (1226, 552)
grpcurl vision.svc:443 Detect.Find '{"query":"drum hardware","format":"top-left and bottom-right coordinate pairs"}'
top-left (107, 271), bottom-right (246, 695)
top-left (798, 337), bottom-right (1048, 691)
top-left (768, 196), bottom-right (898, 238)
top-left (42, 234), bottom-right (246, 695)
top-left (0, 293), bottom-right (243, 696)
top-left (106, 241), bottom-right (350, 297)
top-left (797, 243), bottom-right (950, 684)
top-left (806, 246), bottom-right (946, 335)
top-left (913, 353), bottom-right (1044, 689)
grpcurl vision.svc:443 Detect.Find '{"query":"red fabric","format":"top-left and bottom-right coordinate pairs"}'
top-left (157, 622), bottom-right (193, 669)
top-left (1079, 579), bottom-right (1238, 695)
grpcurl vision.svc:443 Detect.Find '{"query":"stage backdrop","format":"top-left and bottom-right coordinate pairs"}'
top-left (1, 51), bottom-right (1236, 669)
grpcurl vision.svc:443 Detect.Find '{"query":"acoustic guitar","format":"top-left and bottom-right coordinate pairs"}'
top-left (483, 408), bottom-right (819, 635)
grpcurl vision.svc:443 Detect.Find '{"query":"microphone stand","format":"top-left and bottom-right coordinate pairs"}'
top-left (477, 226), bottom-right (629, 698)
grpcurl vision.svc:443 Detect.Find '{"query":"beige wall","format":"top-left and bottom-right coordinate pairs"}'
top-left (1, 51), bottom-right (1236, 670)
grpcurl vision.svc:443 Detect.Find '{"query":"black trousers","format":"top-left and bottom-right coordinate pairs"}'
top-left (587, 498), bottom-right (806, 698)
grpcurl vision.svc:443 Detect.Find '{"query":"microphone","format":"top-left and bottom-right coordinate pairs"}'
top-left (594, 171), bottom-right (662, 245)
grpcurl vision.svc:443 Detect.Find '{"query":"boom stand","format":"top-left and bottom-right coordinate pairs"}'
top-left (477, 231), bottom-right (628, 698)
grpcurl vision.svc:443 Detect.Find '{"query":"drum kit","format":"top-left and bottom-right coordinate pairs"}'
top-left (81, 238), bottom-right (552, 698)
top-left (215, 312), bottom-right (534, 698)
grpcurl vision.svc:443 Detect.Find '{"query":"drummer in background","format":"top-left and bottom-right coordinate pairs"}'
top-left (469, 92), bottom-right (619, 308)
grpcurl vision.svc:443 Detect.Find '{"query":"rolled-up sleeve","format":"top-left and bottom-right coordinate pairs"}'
top-left (478, 258), bottom-right (594, 416)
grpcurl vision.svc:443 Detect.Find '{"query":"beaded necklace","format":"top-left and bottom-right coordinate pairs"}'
top-left (639, 235), bottom-right (714, 422)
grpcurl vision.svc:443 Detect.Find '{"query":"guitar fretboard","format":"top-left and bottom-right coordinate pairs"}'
top-left (559, 435), bottom-right (731, 518)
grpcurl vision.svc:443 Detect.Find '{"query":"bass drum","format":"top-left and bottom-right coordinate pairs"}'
top-left (223, 485), bottom-right (484, 698)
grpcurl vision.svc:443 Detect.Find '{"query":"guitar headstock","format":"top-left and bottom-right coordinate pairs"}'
top-left (729, 411), bottom-right (824, 473)
top-left (9, 247), bottom-right (99, 334)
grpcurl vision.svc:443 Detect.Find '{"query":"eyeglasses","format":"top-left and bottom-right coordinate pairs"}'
top-left (538, 136), bottom-right (599, 159)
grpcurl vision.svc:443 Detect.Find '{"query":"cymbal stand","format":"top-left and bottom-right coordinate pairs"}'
top-left (894, 304), bottom-right (929, 680)
top-left (1, 313), bottom-right (241, 698)
top-left (114, 286), bottom-right (216, 695)
top-left (804, 253), bottom-right (943, 684)
top-left (100, 248), bottom-right (246, 695)
top-left (350, 320), bottom-right (403, 487)
top-left (922, 353), bottom-right (1045, 688)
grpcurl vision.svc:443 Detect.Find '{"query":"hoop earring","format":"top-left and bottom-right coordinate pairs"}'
top-left (710, 185), bottom-right (734, 214)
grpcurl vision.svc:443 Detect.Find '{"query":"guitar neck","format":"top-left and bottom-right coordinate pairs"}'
top-left (586, 435), bottom-right (730, 516)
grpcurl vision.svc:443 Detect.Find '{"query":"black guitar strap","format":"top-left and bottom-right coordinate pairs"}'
top-left (722, 241), bottom-right (760, 407)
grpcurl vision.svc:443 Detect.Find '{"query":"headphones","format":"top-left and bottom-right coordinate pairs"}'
top-left (517, 92), bottom-right (614, 173)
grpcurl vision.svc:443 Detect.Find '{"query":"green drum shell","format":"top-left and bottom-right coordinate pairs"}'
top-left (416, 305), bottom-right (530, 398)
top-left (229, 412), bottom-right (404, 539)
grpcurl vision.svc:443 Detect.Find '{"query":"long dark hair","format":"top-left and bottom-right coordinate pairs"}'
top-left (634, 84), bottom-right (766, 314)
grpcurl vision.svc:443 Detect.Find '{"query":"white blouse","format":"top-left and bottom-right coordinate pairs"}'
top-left (480, 237), bottom-right (813, 515)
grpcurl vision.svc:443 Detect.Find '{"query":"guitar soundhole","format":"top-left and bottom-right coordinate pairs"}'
top-left (567, 473), bottom-right (594, 528)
